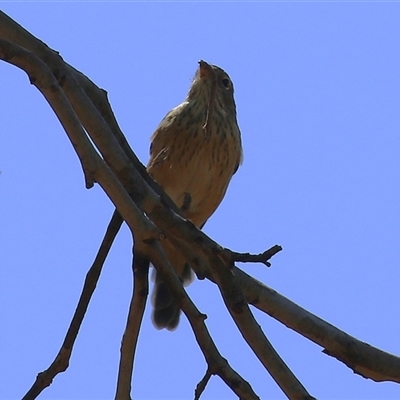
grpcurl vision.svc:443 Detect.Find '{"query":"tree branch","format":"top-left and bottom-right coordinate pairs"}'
top-left (235, 267), bottom-right (400, 383)
top-left (22, 212), bottom-right (123, 399)
top-left (145, 239), bottom-right (261, 400)
top-left (194, 369), bottom-right (212, 400)
top-left (206, 253), bottom-right (316, 399)
top-left (221, 244), bottom-right (283, 268)
top-left (115, 250), bottom-right (149, 400)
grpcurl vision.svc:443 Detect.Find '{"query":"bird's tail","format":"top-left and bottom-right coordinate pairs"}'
top-left (151, 244), bottom-right (193, 330)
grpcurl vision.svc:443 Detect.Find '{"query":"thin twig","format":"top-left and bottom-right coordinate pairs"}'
top-left (194, 369), bottom-right (212, 400)
top-left (147, 240), bottom-right (260, 400)
top-left (223, 244), bottom-right (283, 267)
top-left (115, 250), bottom-right (149, 400)
top-left (207, 253), bottom-right (316, 400)
top-left (22, 212), bottom-right (123, 399)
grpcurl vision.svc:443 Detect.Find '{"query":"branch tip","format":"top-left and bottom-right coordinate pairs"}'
top-left (84, 174), bottom-right (95, 189)
top-left (194, 369), bottom-right (212, 400)
top-left (199, 312), bottom-right (208, 322)
top-left (225, 244), bottom-right (283, 268)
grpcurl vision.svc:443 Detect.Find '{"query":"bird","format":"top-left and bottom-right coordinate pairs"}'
top-left (147, 60), bottom-right (243, 330)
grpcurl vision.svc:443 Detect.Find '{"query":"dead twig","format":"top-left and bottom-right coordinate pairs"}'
top-left (208, 253), bottom-right (316, 400)
top-left (194, 369), bottom-right (212, 400)
top-left (22, 212), bottom-right (123, 399)
top-left (235, 267), bottom-right (400, 384)
top-left (221, 244), bottom-right (283, 268)
top-left (115, 250), bottom-right (149, 400)
top-left (147, 239), bottom-right (261, 400)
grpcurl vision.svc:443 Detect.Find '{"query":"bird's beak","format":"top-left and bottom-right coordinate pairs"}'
top-left (198, 60), bottom-right (213, 78)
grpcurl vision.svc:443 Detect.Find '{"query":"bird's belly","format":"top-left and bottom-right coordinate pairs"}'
top-left (162, 143), bottom-right (237, 227)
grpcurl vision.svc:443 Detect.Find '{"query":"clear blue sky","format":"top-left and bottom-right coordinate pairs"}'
top-left (1, 3), bottom-right (400, 399)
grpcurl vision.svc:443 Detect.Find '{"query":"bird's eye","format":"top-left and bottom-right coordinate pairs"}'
top-left (221, 77), bottom-right (231, 89)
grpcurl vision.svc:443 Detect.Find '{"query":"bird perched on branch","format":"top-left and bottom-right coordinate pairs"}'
top-left (147, 60), bottom-right (243, 330)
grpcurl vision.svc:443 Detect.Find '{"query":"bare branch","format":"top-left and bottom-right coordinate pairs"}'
top-left (0, 37), bottom-right (159, 244)
top-left (0, 12), bottom-right (166, 232)
top-left (194, 369), bottom-right (212, 400)
top-left (22, 212), bottom-right (123, 399)
top-left (235, 267), bottom-right (400, 383)
top-left (147, 239), bottom-right (260, 400)
top-left (221, 244), bottom-right (283, 268)
top-left (115, 251), bottom-right (149, 400)
top-left (207, 253), bottom-right (316, 400)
